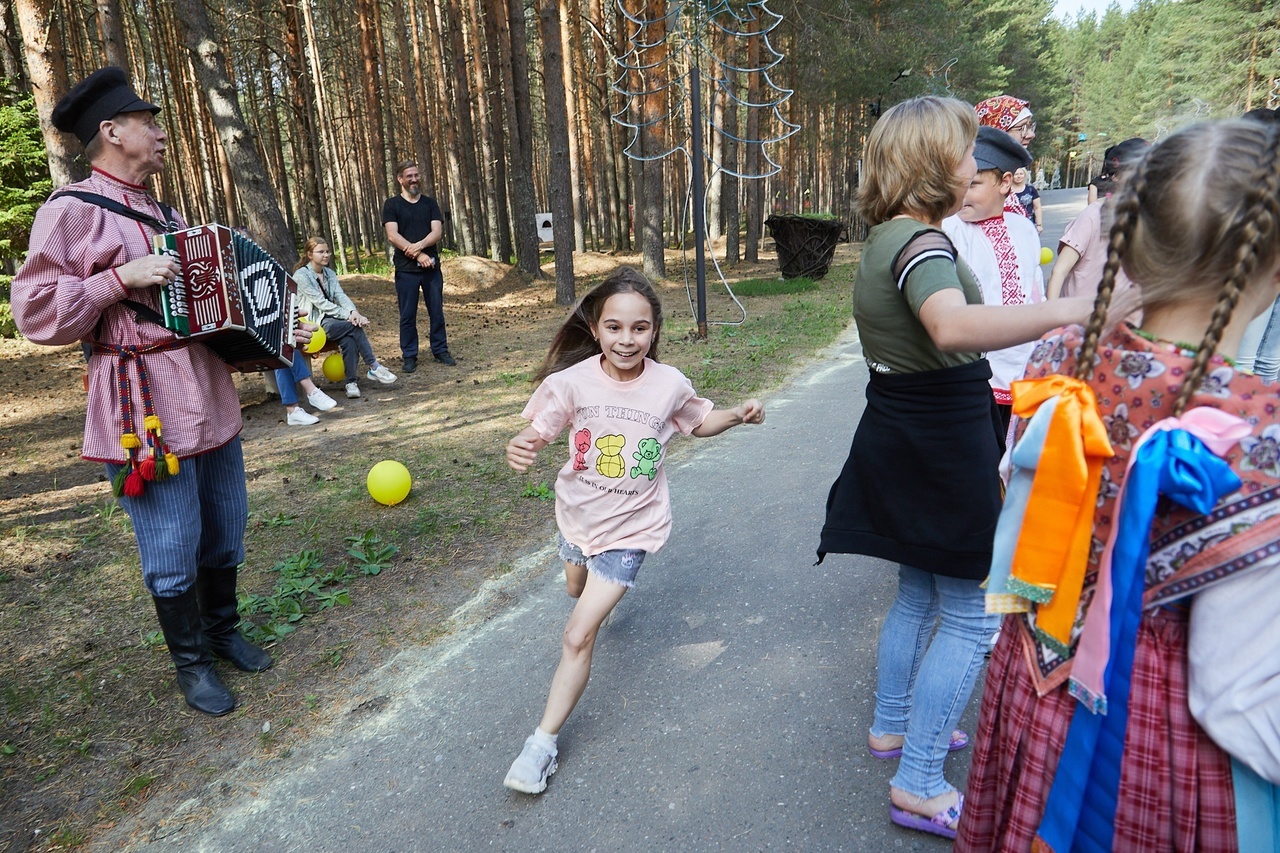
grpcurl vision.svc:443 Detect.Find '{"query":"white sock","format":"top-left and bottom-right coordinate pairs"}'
top-left (532, 727), bottom-right (557, 750)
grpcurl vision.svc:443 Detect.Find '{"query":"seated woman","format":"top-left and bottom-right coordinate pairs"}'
top-left (294, 236), bottom-right (396, 400)
top-left (273, 342), bottom-right (335, 427)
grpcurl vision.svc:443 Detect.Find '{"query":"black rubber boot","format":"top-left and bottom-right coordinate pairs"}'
top-left (196, 566), bottom-right (272, 673)
top-left (152, 589), bottom-right (235, 716)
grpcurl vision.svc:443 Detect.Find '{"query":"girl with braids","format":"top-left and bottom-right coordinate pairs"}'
top-left (501, 269), bottom-right (764, 794)
top-left (957, 118), bottom-right (1280, 852)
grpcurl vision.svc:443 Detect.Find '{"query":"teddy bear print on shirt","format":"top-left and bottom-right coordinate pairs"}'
top-left (630, 437), bottom-right (663, 480)
top-left (595, 434), bottom-right (626, 478)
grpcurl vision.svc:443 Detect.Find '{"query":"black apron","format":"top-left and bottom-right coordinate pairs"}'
top-left (817, 358), bottom-right (1003, 579)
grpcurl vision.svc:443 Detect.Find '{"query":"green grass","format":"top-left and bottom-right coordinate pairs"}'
top-left (662, 263), bottom-right (852, 400)
top-left (729, 276), bottom-right (821, 297)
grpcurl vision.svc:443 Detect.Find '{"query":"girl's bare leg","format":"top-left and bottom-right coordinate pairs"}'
top-left (564, 560), bottom-right (587, 599)
top-left (538, 571), bottom-right (627, 734)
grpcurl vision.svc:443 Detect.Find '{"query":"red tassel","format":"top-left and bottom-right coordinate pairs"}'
top-left (123, 469), bottom-right (146, 497)
top-left (139, 456), bottom-right (157, 481)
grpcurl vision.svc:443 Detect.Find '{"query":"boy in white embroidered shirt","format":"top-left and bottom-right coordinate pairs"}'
top-left (942, 125), bottom-right (1042, 434)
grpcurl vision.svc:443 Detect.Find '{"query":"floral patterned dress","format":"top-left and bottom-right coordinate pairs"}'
top-left (957, 323), bottom-right (1280, 853)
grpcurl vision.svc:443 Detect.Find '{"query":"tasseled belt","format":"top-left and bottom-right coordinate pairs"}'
top-left (92, 339), bottom-right (185, 496)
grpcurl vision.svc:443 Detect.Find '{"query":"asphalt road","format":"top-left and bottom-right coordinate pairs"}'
top-left (110, 190), bottom-right (1090, 853)
top-left (1039, 187), bottom-right (1089, 273)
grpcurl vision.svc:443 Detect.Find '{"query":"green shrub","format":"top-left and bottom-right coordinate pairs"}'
top-left (0, 82), bottom-right (52, 266)
top-left (0, 274), bottom-right (15, 339)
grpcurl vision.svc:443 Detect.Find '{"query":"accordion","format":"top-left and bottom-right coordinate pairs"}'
top-left (152, 224), bottom-right (297, 372)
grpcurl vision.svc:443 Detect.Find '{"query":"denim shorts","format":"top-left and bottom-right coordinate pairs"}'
top-left (557, 533), bottom-right (646, 588)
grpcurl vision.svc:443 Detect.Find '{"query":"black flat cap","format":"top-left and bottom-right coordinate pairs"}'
top-left (974, 125), bottom-right (1033, 175)
top-left (51, 66), bottom-right (160, 146)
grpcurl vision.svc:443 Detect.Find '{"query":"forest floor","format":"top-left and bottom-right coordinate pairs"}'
top-left (0, 242), bottom-right (857, 851)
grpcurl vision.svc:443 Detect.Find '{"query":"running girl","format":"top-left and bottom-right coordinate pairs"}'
top-left (502, 268), bottom-right (764, 794)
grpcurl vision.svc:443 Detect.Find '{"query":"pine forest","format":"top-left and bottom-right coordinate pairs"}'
top-left (1, 0), bottom-right (1278, 281)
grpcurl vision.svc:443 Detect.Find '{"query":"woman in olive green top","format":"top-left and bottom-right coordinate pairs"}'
top-left (817, 96), bottom-right (1090, 839)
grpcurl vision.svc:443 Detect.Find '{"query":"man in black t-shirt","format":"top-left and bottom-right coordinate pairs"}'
top-left (381, 161), bottom-right (453, 371)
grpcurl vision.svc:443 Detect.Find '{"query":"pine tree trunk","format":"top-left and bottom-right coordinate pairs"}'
top-left (406, 0), bottom-right (437, 196)
top-left (589, 0), bottom-right (622, 251)
top-left (637, 0), bottom-right (666, 279)
top-left (503, 0), bottom-right (541, 275)
top-left (708, 72), bottom-right (725, 241)
top-left (0, 1), bottom-right (26, 82)
top-left (443, 0), bottom-right (487, 256)
top-left (283, 0), bottom-right (322, 236)
top-left (172, 0), bottom-right (292, 263)
top-left (538, 0), bottom-right (576, 304)
top-left (559, 0), bottom-right (586, 252)
top-left (723, 66), bottom-right (739, 265)
top-left (743, 32), bottom-right (762, 264)
top-left (15, 0), bottom-right (80, 186)
top-left (464, 0), bottom-right (505, 261)
top-left (95, 0), bottom-right (126, 67)
top-left (476, 0), bottom-right (513, 263)
top-left (357, 0), bottom-right (387, 246)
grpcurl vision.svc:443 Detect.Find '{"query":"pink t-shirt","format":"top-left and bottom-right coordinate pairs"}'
top-left (1058, 200), bottom-right (1136, 303)
top-left (522, 356), bottom-right (713, 556)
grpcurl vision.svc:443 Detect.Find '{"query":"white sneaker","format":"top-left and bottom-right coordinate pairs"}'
top-left (307, 388), bottom-right (337, 411)
top-left (503, 736), bottom-right (558, 794)
top-left (367, 364), bottom-right (397, 384)
top-left (345, 382), bottom-right (361, 399)
top-left (286, 408), bottom-right (319, 426)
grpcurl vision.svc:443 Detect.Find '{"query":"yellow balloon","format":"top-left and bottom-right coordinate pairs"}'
top-left (367, 460), bottom-right (412, 506)
top-left (322, 351), bottom-right (345, 382)
top-left (1040, 247), bottom-right (1054, 265)
top-left (303, 325), bottom-right (327, 354)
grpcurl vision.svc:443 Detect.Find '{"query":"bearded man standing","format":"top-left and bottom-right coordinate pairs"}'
top-left (381, 161), bottom-right (454, 372)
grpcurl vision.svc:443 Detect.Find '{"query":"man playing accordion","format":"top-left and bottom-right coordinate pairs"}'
top-left (12, 66), bottom-right (304, 716)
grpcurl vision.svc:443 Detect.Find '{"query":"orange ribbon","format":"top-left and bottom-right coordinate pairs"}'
top-left (1006, 376), bottom-right (1114, 653)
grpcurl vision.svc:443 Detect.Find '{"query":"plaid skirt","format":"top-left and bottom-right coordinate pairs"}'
top-left (956, 610), bottom-right (1237, 852)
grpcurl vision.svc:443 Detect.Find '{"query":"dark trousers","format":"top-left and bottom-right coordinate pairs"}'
top-left (321, 318), bottom-right (378, 381)
top-left (394, 265), bottom-right (448, 359)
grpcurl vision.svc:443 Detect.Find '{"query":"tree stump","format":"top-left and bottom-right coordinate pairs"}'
top-left (765, 215), bottom-right (846, 279)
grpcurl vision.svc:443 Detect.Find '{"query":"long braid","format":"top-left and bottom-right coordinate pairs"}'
top-left (1172, 125), bottom-right (1280, 415)
top-left (1074, 165), bottom-right (1148, 381)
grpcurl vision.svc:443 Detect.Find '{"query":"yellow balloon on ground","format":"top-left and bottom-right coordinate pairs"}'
top-left (367, 461), bottom-right (412, 506)
top-left (303, 325), bottom-right (327, 354)
top-left (1040, 247), bottom-right (1054, 265)
top-left (322, 351), bottom-right (345, 382)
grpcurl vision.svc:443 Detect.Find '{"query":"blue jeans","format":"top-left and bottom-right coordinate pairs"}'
top-left (273, 354), bottom-right (314, 406)
top-left (870, 564), bottom-right (998, 798)
top-left (105, 437), bottom-right (248, 597)
top-left (1237, 296), bottom-right (1280, 380)
top-left (394, 265), bottom-right (448, 358)
top-left (321, 318), bottom-right (377, 382)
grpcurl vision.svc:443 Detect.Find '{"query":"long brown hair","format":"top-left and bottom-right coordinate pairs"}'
top-left (534, 268), bottom-right (664, 383)
top-left (293, 236), bottom-right (329, 272)
top-left (1074, 119), bottom-right (1280, 415)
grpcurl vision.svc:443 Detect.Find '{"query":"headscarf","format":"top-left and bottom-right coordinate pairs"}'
top-left (975, 95), bottom-right (1032, 132)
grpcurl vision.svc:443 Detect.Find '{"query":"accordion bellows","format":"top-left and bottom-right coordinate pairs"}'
top-left (153, 224), bottom-right (298, 372)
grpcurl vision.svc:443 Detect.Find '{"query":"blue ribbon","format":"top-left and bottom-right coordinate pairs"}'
top-left (1035, 428), bottom-right (1241, 853)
